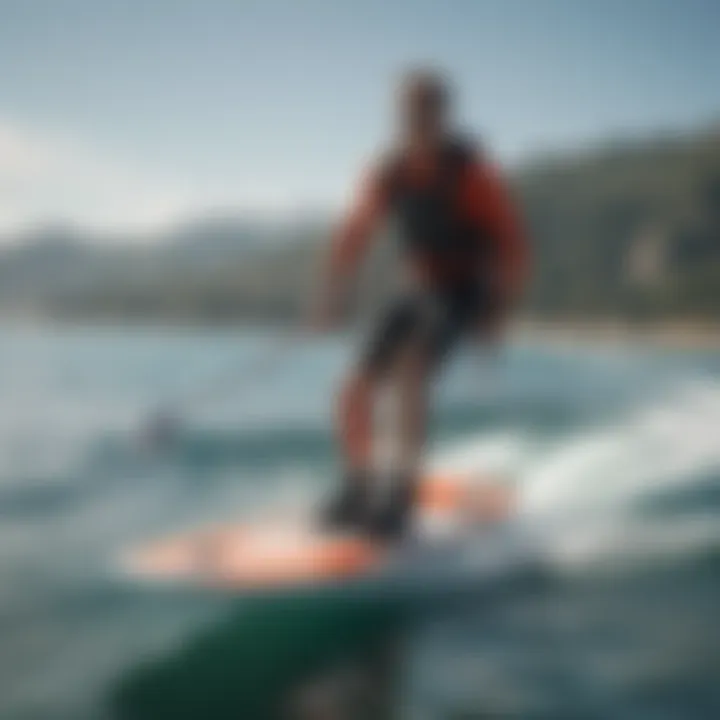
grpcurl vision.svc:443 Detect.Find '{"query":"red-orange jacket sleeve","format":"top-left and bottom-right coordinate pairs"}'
top-left (458, 158), bottom-right (530, 299)
top-left (327, 165), bottom-right (387, 277)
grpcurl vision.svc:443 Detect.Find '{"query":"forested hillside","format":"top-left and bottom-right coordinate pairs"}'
top-left (520, 125), bottom-right (720, 319)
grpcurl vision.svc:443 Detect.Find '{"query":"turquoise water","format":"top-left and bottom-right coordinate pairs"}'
top-left (1, 324), bottom-right (720, 719)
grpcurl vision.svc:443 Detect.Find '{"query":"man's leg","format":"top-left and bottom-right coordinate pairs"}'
top-left (394, 347), bottom-right (431, 483)
top-left (321, 296), bottom-right (418, 530)
top-left (361, 347), bottom-right (431, 539)
top-left (337, 368), bottom-right (376, 479)
top-left (366, 291), bottom-right (469, 539)
top-left (320, 367), bottom-right (377, 529)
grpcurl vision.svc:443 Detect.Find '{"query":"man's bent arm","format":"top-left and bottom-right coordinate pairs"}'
top-left (315, 167), bottom-right (387, 324)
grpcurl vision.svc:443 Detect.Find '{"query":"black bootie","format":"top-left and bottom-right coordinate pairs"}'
top-left (319, 472), bottom-right (371, 532)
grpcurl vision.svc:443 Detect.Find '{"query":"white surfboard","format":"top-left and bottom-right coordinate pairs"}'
top-left (119, 473), bottom-right (525, 596)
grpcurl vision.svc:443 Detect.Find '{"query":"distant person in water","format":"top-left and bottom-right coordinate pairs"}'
top-left (313, 68), bottom-right (529, 540)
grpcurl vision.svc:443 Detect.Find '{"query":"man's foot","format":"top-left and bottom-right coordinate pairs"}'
top-left (365, 478), bottom-right (416, 542)
top-left (319, 473), bottom-right (370, 532)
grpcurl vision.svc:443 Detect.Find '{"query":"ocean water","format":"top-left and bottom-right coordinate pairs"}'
top-left (1, 324), bottom-right (719, 720)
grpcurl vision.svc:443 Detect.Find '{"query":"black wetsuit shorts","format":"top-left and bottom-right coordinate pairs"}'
top-left (360, 280), bottom-right (496, 375)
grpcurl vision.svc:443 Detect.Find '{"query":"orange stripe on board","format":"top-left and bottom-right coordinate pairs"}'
top-left (419, 474), bottom-right (514, 520)
top-left (129, 527), bottom-right (383, 587)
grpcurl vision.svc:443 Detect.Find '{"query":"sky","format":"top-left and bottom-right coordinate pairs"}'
top-left (1, 0), bottom-right (719, 238)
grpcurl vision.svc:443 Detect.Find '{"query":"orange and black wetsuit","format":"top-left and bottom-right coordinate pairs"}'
top-left (330, 136), bottom-right (528, 373)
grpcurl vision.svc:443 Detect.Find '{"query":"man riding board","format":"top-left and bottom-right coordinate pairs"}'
top-left (313, 68), bottom-right (529, 540)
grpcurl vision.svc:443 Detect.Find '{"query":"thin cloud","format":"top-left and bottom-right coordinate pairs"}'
top-left (0, 118), bottom-right (220, 239)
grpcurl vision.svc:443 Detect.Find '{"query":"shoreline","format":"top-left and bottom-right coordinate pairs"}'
top-left (517, 320), bottom-right (720, 350)
top-left (1, 314), bottom-right (719, 350)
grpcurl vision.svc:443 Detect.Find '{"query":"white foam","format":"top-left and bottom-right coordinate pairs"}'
top-left (518, 378), bottom-right (720, 517)
top-left (541, 514), bottom-right (720, 574)
top-left (426, 377), bottom-right (720, 571)
top-left (429, 432), bottom-right (530, 479)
